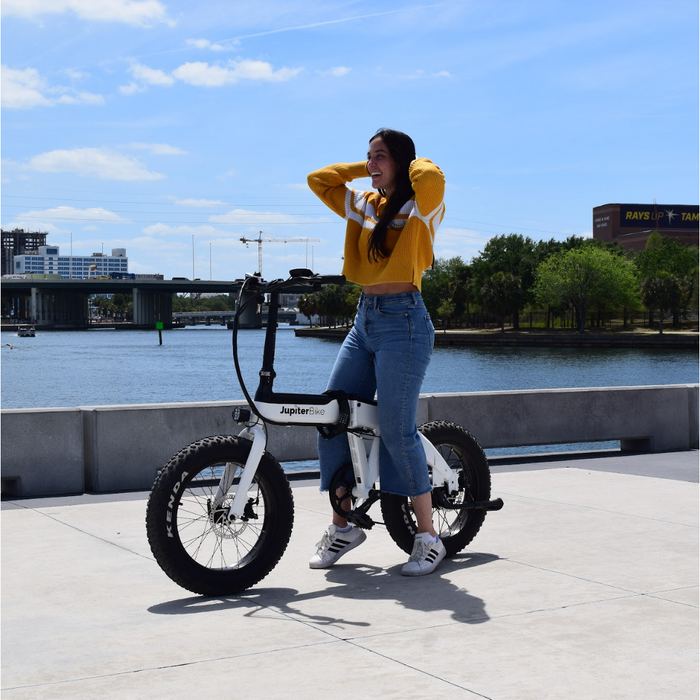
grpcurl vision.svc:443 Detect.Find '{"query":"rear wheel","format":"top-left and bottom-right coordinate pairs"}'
top-left (381, 421), bottom-right (491, 556)
top-left (146, 435), bottom-right (294, 596)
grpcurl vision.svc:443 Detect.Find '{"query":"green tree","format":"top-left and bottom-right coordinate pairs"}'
top-left (635, 233), bottom-right (699, 326)
top-left (296, 283), bottom-right (358, 327)
top-left (534, 247), bottom-right (639, 333)
top-left (481, 271), bottom-right (523, 332)
top-left (635, 232), bottom-right (697, 278)
top-left (318, 284), bottom-right (348, 327)
top-left (436, 299), bottom-right (456, 329)
top-left (92, 295), bottom-right (113, 319)
top-left (110, 293), bottom-right (133, 321)
top-left (422, 257), bottom-right (471, 327)
top-left (640, 273), bottom-right (682, 334)
top-left (470, 234), bottom-right (557, 329)
top-left (298, 293), bottom-right (321, 327)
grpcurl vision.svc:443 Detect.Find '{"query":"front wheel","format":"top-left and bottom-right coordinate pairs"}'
top-left (380, 421), bottom-right (491, 556)
top-left (146, 435), bottom-right (294, 596)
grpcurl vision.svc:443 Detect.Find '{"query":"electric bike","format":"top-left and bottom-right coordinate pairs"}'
top-left (146, 269), bottom-right (503, 596)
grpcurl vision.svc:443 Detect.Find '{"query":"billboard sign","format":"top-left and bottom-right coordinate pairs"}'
top-left (619, 204), bottom-right (699, 230)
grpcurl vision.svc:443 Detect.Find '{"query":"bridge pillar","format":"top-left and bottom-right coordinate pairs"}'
top-left (132, 289), bottom-right (173, 328)
top-left (31, 288), bottom-right (88, 328)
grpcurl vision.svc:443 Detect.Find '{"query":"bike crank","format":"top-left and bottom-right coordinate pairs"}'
top-left (432, 490), bottom-right (504, 512)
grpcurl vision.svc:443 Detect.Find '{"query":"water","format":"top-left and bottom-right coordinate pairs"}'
top-left (2, 325), bottom-right (697, 459)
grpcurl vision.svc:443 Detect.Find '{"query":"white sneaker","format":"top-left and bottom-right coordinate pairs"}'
top-left (401, 532), bottom-right (446, 576)
top-left (309, 524), bottom-right (367, 569)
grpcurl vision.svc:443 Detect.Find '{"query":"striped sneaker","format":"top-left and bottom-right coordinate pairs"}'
top-left (309, 524), bottom-right (367, 569)
top-left (401, 532), bottom-right (446, 576)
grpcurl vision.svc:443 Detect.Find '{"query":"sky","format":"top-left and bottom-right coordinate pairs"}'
top-left (2, 0), bottom-right (698, 282)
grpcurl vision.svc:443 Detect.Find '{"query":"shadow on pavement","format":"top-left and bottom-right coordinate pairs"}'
top-left (148, 552), bottom-right (499, 627)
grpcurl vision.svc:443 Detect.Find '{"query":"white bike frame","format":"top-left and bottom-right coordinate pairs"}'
top-left (225, 396), bottom-right (459, 520)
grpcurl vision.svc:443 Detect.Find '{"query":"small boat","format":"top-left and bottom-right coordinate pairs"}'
top-left (17, 325), bottom-right (36, 337)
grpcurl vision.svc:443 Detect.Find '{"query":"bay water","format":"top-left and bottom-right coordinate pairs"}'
top-left (2, 325), bottom-right (697, 459)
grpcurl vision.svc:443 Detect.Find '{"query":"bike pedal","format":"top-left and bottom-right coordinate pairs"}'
top-left (347, 512), bottom-right (375, 529)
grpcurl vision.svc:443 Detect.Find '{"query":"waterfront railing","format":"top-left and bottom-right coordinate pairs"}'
top-left (1, 384), bottom-right (697, 498)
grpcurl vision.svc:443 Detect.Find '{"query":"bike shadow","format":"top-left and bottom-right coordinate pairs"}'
top-left (148, 551), bottom-right (498, 629)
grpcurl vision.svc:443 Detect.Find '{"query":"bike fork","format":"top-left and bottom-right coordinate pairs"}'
top-left (220, 422), bottom-right (267, 520)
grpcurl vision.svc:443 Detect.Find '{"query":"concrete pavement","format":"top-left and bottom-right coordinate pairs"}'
top-left (2, 450), bottom-right (698, 700)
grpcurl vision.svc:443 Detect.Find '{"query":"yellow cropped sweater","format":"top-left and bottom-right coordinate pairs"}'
top-left (307, 159), bottom-right (445, 291)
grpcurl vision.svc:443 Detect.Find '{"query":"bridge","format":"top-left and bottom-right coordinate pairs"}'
top-left (0, 277), bottom-right (306, 330)
top-left (173, 309), bottom-right (299, 327)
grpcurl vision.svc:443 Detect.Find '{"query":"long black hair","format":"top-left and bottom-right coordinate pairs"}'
top-left (367, 128), bottom-right (416, 262)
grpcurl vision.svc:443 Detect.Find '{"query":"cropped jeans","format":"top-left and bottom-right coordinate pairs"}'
top-left (318, 291), bottom-right (435, 498)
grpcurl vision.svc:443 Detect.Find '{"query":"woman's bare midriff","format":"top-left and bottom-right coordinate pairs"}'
top-left (362, 282), bottom-right (418, 295)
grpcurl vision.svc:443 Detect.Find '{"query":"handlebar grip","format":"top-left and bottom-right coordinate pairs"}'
top-left (287, 270), bottom-right (346, 287)
top-left (316, 275), bottom-right (346, 286)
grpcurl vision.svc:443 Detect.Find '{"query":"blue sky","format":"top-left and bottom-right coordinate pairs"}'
top-left (2, 0), bottom-right (698, 281)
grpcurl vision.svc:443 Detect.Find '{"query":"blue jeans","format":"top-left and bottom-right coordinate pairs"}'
top-left (318, 291), bottom-right (435, 498)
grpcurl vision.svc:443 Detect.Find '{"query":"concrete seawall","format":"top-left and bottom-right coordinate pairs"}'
top-left (295, 327), bottom-right (700, 349)
top-left (2, 384), bottom-right (697, 498)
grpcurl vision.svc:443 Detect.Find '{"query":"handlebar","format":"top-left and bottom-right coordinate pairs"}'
top-left (242, 269), bottom-right (346, 295)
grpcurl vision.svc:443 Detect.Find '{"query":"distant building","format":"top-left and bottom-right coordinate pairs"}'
top-left (2, 228), bottom-right (48, 276)
top-left (13, 246), bottom-right (129, 279)
top-left (593, 203), bottom-right (699, 252)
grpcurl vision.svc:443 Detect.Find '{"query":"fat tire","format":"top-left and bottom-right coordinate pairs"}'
top-left (380, 421), bottom-right (491, 557)
top-left (146, 435), bottom-right (294, 596)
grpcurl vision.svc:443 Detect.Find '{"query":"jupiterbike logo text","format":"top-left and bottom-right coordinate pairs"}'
top-left (280, 405), bottom-right (326, 417)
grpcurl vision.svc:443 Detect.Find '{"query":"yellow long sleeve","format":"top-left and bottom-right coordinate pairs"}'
top-left (307, 159), bottom-right (445, 291)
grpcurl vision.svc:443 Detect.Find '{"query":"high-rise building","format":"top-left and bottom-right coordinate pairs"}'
top-left (2, 228), bottom-right (48, 276)
top-left (13, 246), bottom-right (129, 279)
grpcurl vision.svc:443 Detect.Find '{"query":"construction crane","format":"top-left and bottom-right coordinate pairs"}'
top-left (240, 231), bottom-right (321, 277)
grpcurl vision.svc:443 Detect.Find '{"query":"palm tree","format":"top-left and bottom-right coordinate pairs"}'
top-left (297, 293), bottom-right (320, 327)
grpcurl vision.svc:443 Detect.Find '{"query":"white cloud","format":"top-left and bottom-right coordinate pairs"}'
top-left (317, 66), bottom-right (352, 78)
top-left (126, 142), bottom-right (187, 155)
top-left (209, 209), bottom-right (326, 226)
top-left (317, 66), bottom-right (351, 77)
top-left (122, 58), bottom-right (303, 93)
top-left (394, 69), bottom-right (452, 80)
top-left (175, 199), bottom-right (227, 207)
top-left (27, 148), bottom-right (165, 180)
top-left (434, 227), bottom-right (491, 264)
top-left (63, 68), bottom-right (89, 80)
top-left (58, 91), bottom-right (105, 105)
top-left (142, 223), bottom-right (223, 237)
top-left (119, 81), bottom-right (147, 95)
top-left (186, 38), bottom-right (237, 52)
top-left (2, 65), bottom-right (104, 109)
top-left (2, 0), bottom-right (174, 27)
top-left (3, 219), bottom-right (67, 235)
top-left (2, 67), bottom-right (50, 108)
top-left (16, 206), bottom-right (127, 223)
top-left (172, 59), bottom-right (303, 87)
top-left (128, 62), bottom-right (175, 86)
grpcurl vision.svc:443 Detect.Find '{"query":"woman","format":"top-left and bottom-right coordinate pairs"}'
top-left (306, 128), bottom-right (446, 576)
